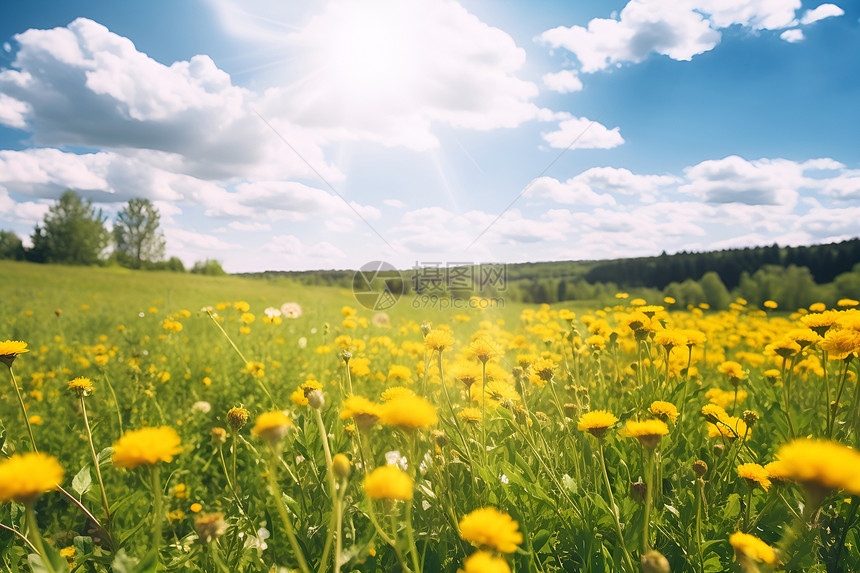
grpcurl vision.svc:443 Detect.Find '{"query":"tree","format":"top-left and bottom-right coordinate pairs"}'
top-left (30, 191), bottom-right (108, 265)
top-left (191, 259), bottom-right (226, 276)
top-left (699, 271), bottom-right (731, 310)
top-left (114, 198), bottom-right (166, 269)
top-left (0, 230), bottom-right (25, 260)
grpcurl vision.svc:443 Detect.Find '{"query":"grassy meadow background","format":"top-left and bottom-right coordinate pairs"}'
top-left (1, 259), bottom-right (859, 572)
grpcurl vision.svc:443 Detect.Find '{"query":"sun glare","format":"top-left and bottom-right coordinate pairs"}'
top-left (308, 2), bottom-right (418, 104)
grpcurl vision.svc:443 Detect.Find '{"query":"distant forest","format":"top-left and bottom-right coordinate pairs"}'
top-left (245, 238), bottom-right (860, 309)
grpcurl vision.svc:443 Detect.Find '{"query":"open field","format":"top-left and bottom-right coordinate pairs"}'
top-left (1, 261), bottom-right (860, 572)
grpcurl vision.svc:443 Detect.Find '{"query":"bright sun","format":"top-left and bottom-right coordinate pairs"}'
top-left (301, 1), bottom-right (419, 105)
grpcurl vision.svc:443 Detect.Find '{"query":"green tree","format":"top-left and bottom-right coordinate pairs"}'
top-left (699, 271), bottom-right (731, 310)
top-left (0, 230), bottom-right (25, 260)
top-left (114, 198), bottom-right (166, 269)
top-left (191, 259), bottom-right (227, 276)
top-left (30, 190), bottom-right (108, 265)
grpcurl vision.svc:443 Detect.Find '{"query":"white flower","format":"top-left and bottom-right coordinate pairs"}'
top-left (192, 401), bottom-right (211, 414)
top-left (264, 307), bottom-right (281, 318)
top-left (280, 302), bottom-right (303, 319)
top-left (499, 473), bottom-right (509, 484)
top-left (298, 337), bottom-right (307, 349)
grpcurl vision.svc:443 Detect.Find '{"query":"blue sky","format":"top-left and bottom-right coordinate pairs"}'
top-left (0, 0), bottom-right (857, 272)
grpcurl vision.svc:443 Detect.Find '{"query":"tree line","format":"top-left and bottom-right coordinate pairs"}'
top-left (0, 190), bottom-right (225, 275)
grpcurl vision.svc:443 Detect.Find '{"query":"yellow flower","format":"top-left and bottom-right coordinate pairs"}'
top-left (251, 411), bottom-right (293, 443)
top-left (775, 439), bottom-right (860, 496)
top-left (364, 465), bottom-right (413, 501)
top-left (381, 395), bottom-right (438, 429)
top-left (717, 361), bottom-right (746, 384)
top-left (388, 365), bottom-right (412, 382)
top-left (190, 502), bottom-right (203, 513)
top-left (458, 407), bottom-right (483, 425)
top-left (425, 329), bottom-right (454, 352)
top-left (243, 361), bottom-right (265, 378)
top-left (801, 311), bottom-right (838, 336)
top-left (0, 453), bottom-right (64, 504)
top-left (763, 300), bottom-right (778, 309)
top-left (60, 546), bottom-right (75, 560)
top-left (0, 340), bottom-right (29, 367)
top-left (226, 407), bottom-right (249, 431)
top-left (68, 376), bottom-right (94, 397)
top-left (28, 415), bottom-right (43, 425)
top-left (290, 388), bottom-right (309, 406)
top-left (707, 416), bottom-right (749, 441)
top-left (820, 329), bottom-right (860, 360)
top-left (459, 507), bottom-right (523, 553)
top-left (381, 386), bottom-right (414, 402)
top-left (469, 339), bottom-right (495, 363)
top-left (764, 460), bottom-right (789, 483)
top-left (577, 410), bottom-right (618, 438)
top-left (648, 401), bottom-right (679, 424)
top-left (112, 427), bottom-right (182, 469)
top-left (653, 329), bottom-right (687, 351)
top-left (340, 396), bottom-right (382, 431)
top-left (737, 463), bottom-right (771, 491)
top-left (622, 419), bottom-right (669, 449)
top-left (729, 532), bottom-right (776, 564)
top-left (459, 551), bottom-right (511, 573)
top-left (838, 298), bottom-right (859, 307)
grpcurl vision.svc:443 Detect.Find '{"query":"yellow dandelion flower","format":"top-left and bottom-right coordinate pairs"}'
top-left (364, 465), bottom-right (413, 501)
top-left (340, 396), bottom-right (382, 431)
top-left (577, 410), bottom-right (618, 438)
top-left (425, 329), bottom-right (454, 352)
top-left (764, 460), bottom-right (789, 483)
top-left (622, 419), bottom-right (669, 449)
top-left (388, 365), bottom-right (412, 382)
top-left (190, 502), bottom-right (203, 513)
top-left (470, 339), bottom-right (495, 363)
top-left (459, 507), bottom-right (523, 553)
top-left (0, 340), bottom-right (29, 367)
top-left (381, 386), bottom-right (414, 402)
top-left (820, 329), bottom-right (860, 360)
top-left (775, 439), bottom-right (860, 496)
top-left (226, 407), bottom-right (249, 431)
top-left (458, 407), bottom-right (483, 425)
top-left (459, 551), bottom-right (511, 573)
top-left (251, 411), bottom-right (293, 443)
top-left (68, 376), bottom-right (94, 397)
top-left (717, 361), bottom-right (746, 383)
top-left (112, 427), bottom-right (182, 469)
top-left (801, 311), bottom-right (838, 336)
top-left (707, 416), bottom-right (749, 440)
top-left (737, 463), bottom-right (771, 491)
top-left (291, 388), bottom-right (309, 406)
top-left (838, 299), bottom-right (859, 307)
top-left (380, 395), bottom-right (438, 429)
top-left (729, 532), bottom-right (776, 564)
top-left (649, 401), bottom-right (679, 424)
top-left (0, 452), bottom-right (64, 504)
top-left (243, 361), bottom-right (265, 378)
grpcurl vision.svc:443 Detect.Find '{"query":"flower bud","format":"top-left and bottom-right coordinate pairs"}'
top-left (641, 550), bottom-right (671, 573)
top-left (692, 460), bottom-right (708, 478)
top-left (332, 453), bottom-right (351, 479)
top-left (307, 390), bottom-right (325, 410)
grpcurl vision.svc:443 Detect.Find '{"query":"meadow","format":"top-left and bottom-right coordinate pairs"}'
top-left (1, 259), bottom-right (859, 572)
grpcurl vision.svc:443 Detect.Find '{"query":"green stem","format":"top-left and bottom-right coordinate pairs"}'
top-left (151, 465), bottom-right (163, 559)
top-left (642, 448), bottom-right (655, 554)
top-left (404, 502), bottom-right (422, 573)
top-left (25, 504), bottom-right (56, 573)
top-left (81, 398), bottom-right (112, 533)
top-left (101, 369), bottom-right (124, 435)
top-left (334, 478), bottom-right (346, 573)
top-left (8, 367), bottom-right (38, 452)
top-left (598, 440), bottom-right (636, 572)
top-left (266, 452), bottom-right (311, 573)
top-left (829, 361), bottom-right (851, 439)
top-left (313, 407), bottom-right (337, 573)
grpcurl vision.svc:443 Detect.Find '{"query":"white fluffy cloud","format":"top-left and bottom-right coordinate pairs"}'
top-left (542, 70), bottom-right (583, 93)
top-left (780, 29), bottom-right (805, 42)
top-left (542, 117), bottom-right (624, 149)
top-left (539, 0), bottom-right (818, 73)
top-left (680, 155), bottom-right (809, 207)
top-left (525, 176), bottom-right (616, 206)
top-left (800, 3), bottom-right (844, 25)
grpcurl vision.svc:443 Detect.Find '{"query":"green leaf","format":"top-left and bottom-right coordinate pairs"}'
top-left (532, 529), bottom-right (551, 552)
top-left (722, 493), bottom-right (741, 521)
top-left (72, 465), bottom-right (92, 497)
